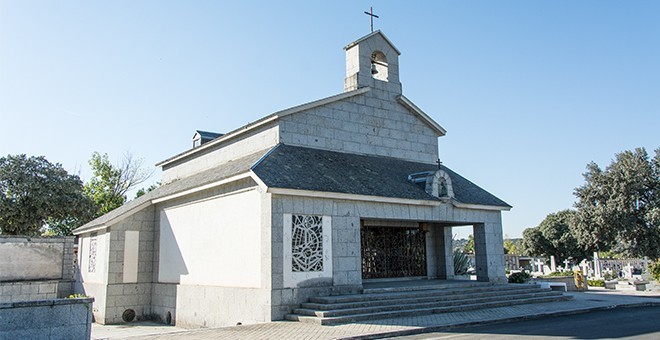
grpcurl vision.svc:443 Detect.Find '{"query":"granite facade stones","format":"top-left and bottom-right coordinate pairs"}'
top-left (76, 206), bottom-right (157, 324)
top-left (0, 297), bottom-right (94, 339)
top-left (174, 285), bottom-right (270, 329)
top-left (268, 194), bottom-right (506, 319)
top-left (279, 90), bottom-right (438, 164)
top-left (0, 280), bottom-right (75, 303)
top-left (150, 283), bottom-right (177, 324)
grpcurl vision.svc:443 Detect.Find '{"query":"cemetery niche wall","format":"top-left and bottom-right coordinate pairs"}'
top-left (73, 31), bottom-right (512, 328)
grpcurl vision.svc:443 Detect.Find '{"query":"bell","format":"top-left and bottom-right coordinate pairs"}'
top-left (370, 63), bottom-right (378, 75)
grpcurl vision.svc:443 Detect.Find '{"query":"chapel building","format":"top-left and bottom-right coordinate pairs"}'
top-left (73, 31), bottom-right (511, 327)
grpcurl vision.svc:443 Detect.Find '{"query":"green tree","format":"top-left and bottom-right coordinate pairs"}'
top-left (503, 235), bottom-right (518, 255)
top-left (520, 226), bottom-right (552, 258)
top-left (84, 152), bottom-right (152, 218)
top-left (0, 155), bottom-right (93, 235)
top-left (521, 210), bottom-right (588, 263)
top-left (135, 182), bottom-right (160, 198)
top-left (463, 234), bottom-right (474, 254)
top-left (573, 147), bottom-right (660, 258)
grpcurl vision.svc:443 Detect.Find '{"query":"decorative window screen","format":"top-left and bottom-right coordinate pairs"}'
top-left (291, 215), bottom-right (324, 272)
top-left (88, 234), bottom-right (98, 273)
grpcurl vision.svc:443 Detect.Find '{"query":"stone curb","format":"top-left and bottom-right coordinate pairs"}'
top-left (337, 301), bottom-right (660, 340)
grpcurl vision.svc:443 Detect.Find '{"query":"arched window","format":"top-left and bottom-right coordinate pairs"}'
top-left (370, 51), bottom-right (389, 82)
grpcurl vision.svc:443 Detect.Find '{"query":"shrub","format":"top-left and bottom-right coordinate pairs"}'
top-left (541, 271), bottom-right (572, 277)
top-left (650, 261), bottom-right (660, 281)
top-left (588, 279), bottom-right (605, 287)
top-left (603, 271), bottom-right (618, 280)
top-left (508, 270), bottom-right (531, 283)
top-left (67, 294), bottom-right (88, 299)
top-left (453, 249), bottom-right (471, 275)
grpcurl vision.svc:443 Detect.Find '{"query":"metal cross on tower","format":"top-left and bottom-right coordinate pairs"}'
top-left (364, 6), bottom-right (379, 32)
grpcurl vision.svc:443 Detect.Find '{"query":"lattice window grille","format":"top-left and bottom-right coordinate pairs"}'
top-left (88, 235), bottom-right (98, 273)
top-left (291, 215), bottom-right (324, 272)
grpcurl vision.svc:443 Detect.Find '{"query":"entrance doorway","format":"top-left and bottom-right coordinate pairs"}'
top-left (361, 225), bottom-right (427, 279)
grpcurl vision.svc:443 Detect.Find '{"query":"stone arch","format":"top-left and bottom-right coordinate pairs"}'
top-left (371, 50), bottom-right (389, 82)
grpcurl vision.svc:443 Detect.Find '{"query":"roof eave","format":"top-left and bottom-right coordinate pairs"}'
top-left (452, 201), bottom-right (512, 212)
top-left (267, 187), bottom-right (441, 206)
top-left (72, 200), bottom-right (153, 235)
top-left (344, 30), bottom-right (402, 55)
top-left (396, 95), bottom-right (447, 136)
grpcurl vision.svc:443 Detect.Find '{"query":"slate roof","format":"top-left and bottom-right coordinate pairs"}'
top-left (73, 148), bottom-right (271, 234)
top-left (74, 144), bottom-right (510, 235)
top-left (252, 144), bottom-right (511, 208)
top-left (194, 130), bottom-right (224, 140)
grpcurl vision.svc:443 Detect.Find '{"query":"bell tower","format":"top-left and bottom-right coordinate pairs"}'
top-left (344, 30), bottom-right (402, 95)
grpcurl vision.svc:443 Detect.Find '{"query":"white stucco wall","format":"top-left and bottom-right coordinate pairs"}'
top-left (79, 231), bottom-right (109, 284)
top-left (0, 238), bottom-right (64, 281)
top-left (158, 188), bottom-right (262, 287)
top-left (161, 124), bottom-right (279, 183)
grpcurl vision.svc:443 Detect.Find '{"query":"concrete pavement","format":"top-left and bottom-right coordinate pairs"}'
top-left (92, 288), bottom-right (660, 340)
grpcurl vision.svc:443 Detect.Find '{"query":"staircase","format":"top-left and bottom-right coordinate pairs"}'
top-left (286, 281), bottom-right (572, 325)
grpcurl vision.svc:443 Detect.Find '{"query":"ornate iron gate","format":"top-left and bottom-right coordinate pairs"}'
top-left (361, 226), bottom-right (427, 279)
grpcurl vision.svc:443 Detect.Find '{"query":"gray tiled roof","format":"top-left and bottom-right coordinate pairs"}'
top-left (195, 130), bottom-right (224, 140)
top-left (252, 144), bottom-right (511, 208)
top-left (74, 143), bottom-right (510, 235)
top-left (72, 148), bottom-right (271, 234)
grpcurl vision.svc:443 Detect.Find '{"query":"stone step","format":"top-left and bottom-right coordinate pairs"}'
top-left (309, 283), bottom-right (542, 304)
top-left (294, 291), bottom-right (564, 318)
top-left (301, 286), bottom-right (550, 311)
top-left (286, 295), bottom-right (573, 325)
top-left (362, 281), bottom-right (490, 294)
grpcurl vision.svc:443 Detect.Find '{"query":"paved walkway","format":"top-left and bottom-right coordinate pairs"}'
top-left (92, 289), bottom-right (660, 340)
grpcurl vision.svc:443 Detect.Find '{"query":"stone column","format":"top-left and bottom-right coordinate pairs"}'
top-left (442, 226), bottom-right (454, 280)
top-left (429, 226), bottom-right (454, 280)
top-left (425, 224), bottom-right (453, 279)
top-left (425, 225), bottom-right (438, 278)
top-left (473, 220), bottom-right (506, 283)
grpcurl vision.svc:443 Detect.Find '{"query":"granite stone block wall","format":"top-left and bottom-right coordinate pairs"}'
top-left (270, 194), bottom-right (506, 320)
top-left (101, 206), bottom-right (156, 324)
top-left (0, 280), bottom-right (75, 303)
top-left (150, 283), bottom-right (177, 324)
top-left (0, 298), bottom-right (94, 339)
top-left (279, 90), bottom-right (439, 164)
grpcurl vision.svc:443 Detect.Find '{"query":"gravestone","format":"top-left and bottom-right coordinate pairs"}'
top-left (593, 252), bottom-right (602, 279)
top-left (535, 259), bottom-right (544, 274)
top-left (580, 259), bottom-right (589, 276)
top-left (550, 256), bottom-right (557, 272)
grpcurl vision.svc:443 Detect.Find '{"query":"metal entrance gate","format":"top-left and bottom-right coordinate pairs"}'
top-left (361, 226), bottom-right (427, 279)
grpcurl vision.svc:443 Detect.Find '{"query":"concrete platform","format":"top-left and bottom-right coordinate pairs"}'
top-left (91, 289), bottom-right (660, 340)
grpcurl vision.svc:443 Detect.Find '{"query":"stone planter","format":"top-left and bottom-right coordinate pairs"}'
top-left (605, 280), bottom-right (618, 289)
top-left (535, 276), bottom-right (588, 292)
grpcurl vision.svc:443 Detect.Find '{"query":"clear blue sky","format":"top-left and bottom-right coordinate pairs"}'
top-left (1, 1), bottom-right (658, 238)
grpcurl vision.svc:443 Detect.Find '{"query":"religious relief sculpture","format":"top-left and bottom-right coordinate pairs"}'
top-left (427, 170), bottom-right (454, 199)
top-left (88, 236), bottom-right (98, 273)
top-left (291, 215), bottom-right (324, 272)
